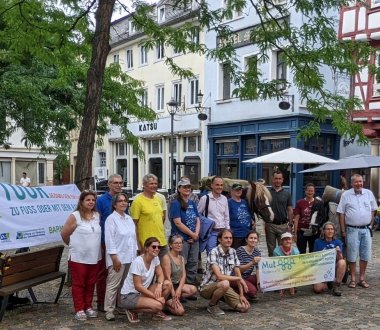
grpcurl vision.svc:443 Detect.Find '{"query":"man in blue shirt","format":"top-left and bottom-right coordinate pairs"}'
top-left (95, 174), bottom-right (124, 312)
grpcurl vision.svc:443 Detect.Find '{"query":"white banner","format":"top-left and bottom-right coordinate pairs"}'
top-left (259, 249), bottom-right (336, 291)
top-left (0, 184), bottom-right (80, 250)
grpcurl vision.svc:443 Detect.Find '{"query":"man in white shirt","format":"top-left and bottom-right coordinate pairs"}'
top-left (198, 176), bottom-right (230, 253)
top-left (20, 172), bottom-right (31, 187)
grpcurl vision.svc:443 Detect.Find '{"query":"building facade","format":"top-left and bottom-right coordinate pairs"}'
top-left (204, 0), bottom-right (341, 201)
top-left (70, 0), bottom-right (206, 192)
top-left (339, 0), bottom-right (380, 195)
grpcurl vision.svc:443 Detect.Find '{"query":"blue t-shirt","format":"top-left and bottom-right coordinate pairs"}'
top-left (169, 199), bottom-right (199, 241)
top-left (314, 238), bottom-right (343, 252)
top-left (228, 198), bottom-right (252, 238)
top-left (96, 192), bottom-right (113, 243)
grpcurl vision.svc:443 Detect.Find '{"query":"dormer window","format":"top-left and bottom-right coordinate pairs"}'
top-left (158, 6), bottom-right (166, 22)
top-left (129, 20), bottom-right (137, 34)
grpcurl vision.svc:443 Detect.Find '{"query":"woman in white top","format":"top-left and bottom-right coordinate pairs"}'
top-left (119, 237), bottom-right (172, 323)
top-left (61, 190), bottom-right (101, 321)
top-left (104, 193), bottom-right (137, 321)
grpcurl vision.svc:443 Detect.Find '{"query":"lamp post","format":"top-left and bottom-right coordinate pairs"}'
top-left (167, 97), bottom-right (179, 194)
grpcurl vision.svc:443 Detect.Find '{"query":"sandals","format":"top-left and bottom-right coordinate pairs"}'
top-left (348, 281), bottom-right (356, 288)
top-left (357, 280), bottom-right (370, 288)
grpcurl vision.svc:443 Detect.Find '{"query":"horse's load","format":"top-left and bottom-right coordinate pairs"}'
top-left (200, 176), bottom-right (250, 192)
top-left (322, 185), bottom-right (344, 204)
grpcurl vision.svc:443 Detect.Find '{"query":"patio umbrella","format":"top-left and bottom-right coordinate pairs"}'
top-left (299, 154), bottom-right (380, 173)
top-left (243, 147), bottom-right (338, 194)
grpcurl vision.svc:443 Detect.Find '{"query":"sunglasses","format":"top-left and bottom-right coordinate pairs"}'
top-left (151, 245), bottom-right (161, 250)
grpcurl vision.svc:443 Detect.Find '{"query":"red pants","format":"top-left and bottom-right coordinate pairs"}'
top-left (96, 245), bottom-right (108, 306)
top-left (231, 274), bottom-right (258, 298)
top-left (69, 260), bottom-right (99, 312)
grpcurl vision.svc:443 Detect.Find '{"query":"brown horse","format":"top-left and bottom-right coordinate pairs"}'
top-left (246, 182), bottom-right (274, 223)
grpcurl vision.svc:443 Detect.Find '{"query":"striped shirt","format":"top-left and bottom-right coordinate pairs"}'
top-left (236, 246), bottom-right (261, 278)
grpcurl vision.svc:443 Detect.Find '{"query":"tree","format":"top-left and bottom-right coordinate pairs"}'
top-left (0, 0), bottom-right (374, 189)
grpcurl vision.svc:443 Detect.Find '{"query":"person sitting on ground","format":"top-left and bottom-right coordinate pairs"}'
top-left (235, 230), bottom-right (262, 302)
top-left (61, 190), bottom-right (101, 321)
top-left (104, 193), bottom-right (138, 321)
top-left (273, 232), bottom-right (299, 296)
top-left (199, 229), bottom-right (250, 316)
top-left (161, 235), bottom-right (198, 314)
top-left (313, 222), bottom-right (346, 297)
top-left (119, 237), bottom-right (172, 323)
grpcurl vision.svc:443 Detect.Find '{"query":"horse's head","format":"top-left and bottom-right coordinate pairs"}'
top-left (247, 181), bottom-right (274, 223)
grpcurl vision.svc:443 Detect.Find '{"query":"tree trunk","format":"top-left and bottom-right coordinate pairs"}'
top-left (74, 0), bottom-right (116, 190)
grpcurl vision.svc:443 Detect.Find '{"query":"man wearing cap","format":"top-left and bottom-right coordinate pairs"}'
top-left (228, 183), bottom-right (254, 249)
top-left (169, 178), bottom-right (200, 284)
top-left (198, 176), bottom-right (230, 253)
top-left (337, 174), bottom-right (377, 289)
top-left (130, 173), bottom-right (168, 260)
top-left (266, 171), bottom-right (293, 256)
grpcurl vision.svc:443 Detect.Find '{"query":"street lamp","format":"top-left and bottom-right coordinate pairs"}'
top-left (278, 94), bottom-right (294, 112)
top-left (195, 90), bottom-right (209, 121)
top-left (167, 97), bottom-right (180, 194)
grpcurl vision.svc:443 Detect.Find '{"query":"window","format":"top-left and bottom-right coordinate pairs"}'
top-left (260, 137), bottom-right (290, 155)
top-left (217, 159), bottom-right (239, 178)
top-left (126, 49), bottom-right (133, 69)
top-left (158, 6), bottom-right (165, 22)
top-left (156, 42), bottom-right (165, 60)
top-left (215, 139), bottom-right (239, 155)
top-left (223, 0), bottom-right (243, 20)
top-left (374, 50), bottom-right (380, 97)
top-left (99, 152), bottom-right (107, 167)
top-left (244, 138), bottom-right (256, 155)
top-left (190, 29), bottom-right (200, 45)
top-left (156, 85), bottom-right (165, 111)
top-left (113, 54), bottom-right (119, 64)
top-left (304, 136), bottom-right (333, 155)
top-left (116, 143), bottom-right (127, 156)
top-left (148, 139), bottom-right (162, 154)
top-left (274, 50), bottom-right (287, 91)
top-left (189, 78), bottom-right (199, 105)
top-left (173, 82), bottom-right (182, 104)
top-left (183, 136), bottom-right (201, 152)
top-left (129, 20), bottom-right (138, 34)
top-left (38, 162), bottom-right (45, 185)
top-left (220, 63), bottom-right (231, 100)
top-left (140, 46), bottom-right (148, 65)
top-left (141, 89), bottom-right (148, 107)
top-left (372, 0), bottom-right (380, 8)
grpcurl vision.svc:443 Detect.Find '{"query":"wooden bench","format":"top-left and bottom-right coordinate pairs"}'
top-left (0, 245), bottom-right (66, 321)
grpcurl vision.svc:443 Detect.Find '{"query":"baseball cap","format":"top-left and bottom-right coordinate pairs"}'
top-left (178, 178), bottom-right (191, 187)
top-left (281, 232), bottom-right (293, 240)
top-left (231, 183), bottom-right (243, 190)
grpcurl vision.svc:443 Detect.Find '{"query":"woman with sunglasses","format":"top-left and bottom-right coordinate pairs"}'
top-left (61, 190), bottom-right (101, 321)
top-left (104, 193), bottom-right (137, 321)
top-left (161, 235), bottom-right (198, 315)
top-left (119, 237), bottom-right (172, 323)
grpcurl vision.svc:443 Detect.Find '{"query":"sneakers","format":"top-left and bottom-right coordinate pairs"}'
top-left (332, 282), bottom-right (342, 297)
top-left (151, 310), bottom-right (172, 321)
top-left (85, 308), bottom-right (98, 318)
top-left (105, 312), bottom-right (115, 321)
top-left (74, 310), bottom-right (87, 321)
top-left (115, 307), bottom-right (126, 315)
top-left (126, 310), bottom-right (140, 323)
top-left (207, 304), bottom-right (225, 315)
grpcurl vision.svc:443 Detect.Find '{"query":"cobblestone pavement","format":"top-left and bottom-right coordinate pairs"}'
top-left (2, 225), bottom-right (380, 329)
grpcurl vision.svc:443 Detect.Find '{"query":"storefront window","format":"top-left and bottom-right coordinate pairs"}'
top-left (244, 138), bottom-right (256, 155)
top-left (217, 159), bottom-right (238, 178)
top-left (304, 136), bottom-right (334, 155)
top-left (260, 138), bottom-right (290, 155)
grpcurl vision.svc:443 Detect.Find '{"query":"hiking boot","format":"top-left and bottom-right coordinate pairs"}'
top-left (207, 304), bottom-right (225, 315)
top-left (85, 308), bottom-right (98, 318)
top-left (74, 310), bottom-right (87, 321)
top-left (332, 282), bottom-right (342, 297)
top-left (105, 311), bottom-right (115, 321)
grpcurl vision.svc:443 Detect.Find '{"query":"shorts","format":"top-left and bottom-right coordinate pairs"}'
top-left (346, 226), bottom-right (372, 262)
top-left (120, 293), bottom-right (140, 310)
top-left (200, 282), bottom-right (240, 310)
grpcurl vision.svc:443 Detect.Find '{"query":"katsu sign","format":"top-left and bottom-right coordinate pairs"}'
top-left (0, 184), bottom-right (80, 250)
top-left (258, 249), bottom-right (336, 291)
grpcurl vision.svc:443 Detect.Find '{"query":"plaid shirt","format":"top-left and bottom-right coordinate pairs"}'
top-left (200, 245), bottom-right (240, 288)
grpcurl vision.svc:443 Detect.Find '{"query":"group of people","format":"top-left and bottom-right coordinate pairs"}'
top-left (60, 171), bottom-right (377, 322)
